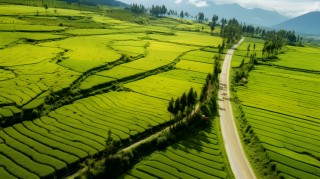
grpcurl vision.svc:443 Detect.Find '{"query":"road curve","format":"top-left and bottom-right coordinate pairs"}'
top-left (218, 38), bottom-right (256, 179)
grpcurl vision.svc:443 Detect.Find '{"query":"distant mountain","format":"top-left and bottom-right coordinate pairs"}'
top-left (62, 0), bottom-right (129, 7)
top-left (200, 2), bottom-right (288, 26)
top-left (274, 11), bottom-right (320, 35)
top-left (118, 0), bottom-right (288, 26)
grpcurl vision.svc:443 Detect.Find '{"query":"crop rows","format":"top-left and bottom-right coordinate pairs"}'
top-left (0, 61), bottom-right (79, 108)
top-left (235, 64), bottom-right (320, 178)
top-left (0, 32), bottom-right (64, 48)
top-left (40, 36), bottom-right (122, 73)
top-left (275, 46), bottom-right (320, 71)
top-left (158, 69), bottom-right (209, 84)
top-left (78, 41), bottom-right (203, 91)
top-left (0, 5), bottom-right (88, 16)
top-left (0, 4), bottom-right (224, 178)
top-left (180, 50), bottom-right (218, 64)
top-left (0, 43), bottom-right (80, 109)
top-left (110, 40), bottom-right (147, 58)
top-left (149, 31), bottom-right (223, 47)
top-left (0, 91), bottom-right (170, 178)
top-left (231, 37), bottom-right (264, 67)
top-left (120, 41), bottom-right (197, 71)
top-left (121, 123), bottom-right (229, 179)
top-left (125, 74), bottom-right (203, 100)
top-left (0, 24), bottom-right (66, 32)
top-left (176, 60), bottom-right (213, 73)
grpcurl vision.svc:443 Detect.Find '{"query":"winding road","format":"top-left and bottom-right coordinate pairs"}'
top-left (218, 38), bottom-right (256, 179)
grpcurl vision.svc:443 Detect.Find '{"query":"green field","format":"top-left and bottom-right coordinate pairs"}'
top-left (2, 1), bottom-right (318, 179)
top-left (231, 37), bottom-right (265, 67)
top-left (121, 120), bottom-right (232, 179)
top-left (233, 43), bottom-right (320, 178)
top-left (0, 3), bottom-right (226, 178)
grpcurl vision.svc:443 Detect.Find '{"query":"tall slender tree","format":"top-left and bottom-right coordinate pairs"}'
top-left (167, 97), bottom-right (174, 119)
top-left (210, 14), bottom-right (218, 32)
top-left (180, 10), bottom-right (184, 18)
top-left (180, 93), bottom-right (187, 114)
top-left (174, 97), bottom-right (180, 117)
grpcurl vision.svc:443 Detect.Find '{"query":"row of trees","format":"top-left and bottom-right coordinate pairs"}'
top-left (167, 41), bottom-right (225, 121)
top-left (196, 12), bottom-right (205, 23)
top-left (241, 24), bottom-right (302, 46)
top-left (130, 3), bottom-right (146, 14)
top-left (130, 3), bottom-right (167, 17)
top-left (130, 4), bottom-right (211, 23)
top-left (261, 29), bottom-right (301, 59)
top-left (149, 5), bottom-right (167, 17)
top-left (220, 18), bottom-right (243, 44)
top-left (200, 54), bottom-right (222, 102)
top-left (167, 88), bottom-right (197, 119)
top-left (210, 14), bottom-right (219, 32)
top-left (217, 41), bottom-right (226, 54)
top-left (234, 54), bottom-right (257, 83)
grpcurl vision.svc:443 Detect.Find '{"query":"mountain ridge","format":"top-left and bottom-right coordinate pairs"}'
top-left (274, 11), bottom-right (320, 35)
top-left (117, 0), bottom-right (288, 26)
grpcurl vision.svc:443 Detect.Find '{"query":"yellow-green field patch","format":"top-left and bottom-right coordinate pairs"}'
top-left (176, 60), bottom-right (213, 74)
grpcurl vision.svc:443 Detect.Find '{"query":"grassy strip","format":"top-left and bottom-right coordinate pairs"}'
top-left (142, 161), bottom-right (195, 179)
top-left (230, 89), bottom-right (277, 179)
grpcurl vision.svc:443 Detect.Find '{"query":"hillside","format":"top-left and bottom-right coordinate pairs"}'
top-left (274, 11), bottom-right (320, 35)
top-left (0, 3), bottom-right (231, 178)
top-left (61, 0), bottom-right (128, 7)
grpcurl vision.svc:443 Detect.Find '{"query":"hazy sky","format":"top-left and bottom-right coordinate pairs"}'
top-left (119, 0), bottom-right (320, 17)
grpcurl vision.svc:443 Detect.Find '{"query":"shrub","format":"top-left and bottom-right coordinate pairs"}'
top-left (104, 152), bottom-right (134, 179)
top-left (31, 109), bottom-right (39, 118)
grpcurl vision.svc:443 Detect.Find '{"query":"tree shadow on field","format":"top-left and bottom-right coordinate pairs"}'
top-left (219, 83), bottom-right (227, 91)
top-left (170, 122), bottom-right (216, 155)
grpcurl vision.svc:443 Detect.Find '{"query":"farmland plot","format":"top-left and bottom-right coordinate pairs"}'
top-left (0, 3), bottom-right (225, 178)
top-left (0, 44), bottom-right (80, 109)
top-left (0, 91), bottom-right (170, 178)
top-left (275, 46), bottom-right (320, 71)
top-left (231, 37), bottom-right (264, 67)
top-left (40, 36), bottom-right (122, 72)
top-left (235, 56), bottom-right (320, 177)
top-left (121, 121), bottom-right (231, 179)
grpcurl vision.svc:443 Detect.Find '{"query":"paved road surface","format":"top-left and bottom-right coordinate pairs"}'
top-left (218, 38), bottom-right (256, 179)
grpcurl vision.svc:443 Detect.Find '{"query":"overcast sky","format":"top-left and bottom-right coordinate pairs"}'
top-left (119, 0), bottom-right (320, 17)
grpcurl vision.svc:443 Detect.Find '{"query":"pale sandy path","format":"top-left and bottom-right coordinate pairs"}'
top-left (218, 38), bottom-right (256, 179)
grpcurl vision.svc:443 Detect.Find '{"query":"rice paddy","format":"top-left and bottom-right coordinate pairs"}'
top-left (121, 120), bottom-right (231, 179)
top-left (0, 3), bottom-right (226, 178)
top-left (233, 42), bottom-right (320, 178)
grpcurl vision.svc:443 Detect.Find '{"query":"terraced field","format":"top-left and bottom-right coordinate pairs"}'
top-left (275, 46), bottom-right (320, 71)
top-left (231, 37), bottom-right (264, 67)
top-left (0, 91), bottom-right (171, 178)
top-left (120, 120), bottom-right (232, 179)
top-left (0, 4), bottom-right (226, 178)
top-left (234, 45), bottom-right (320, 178)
